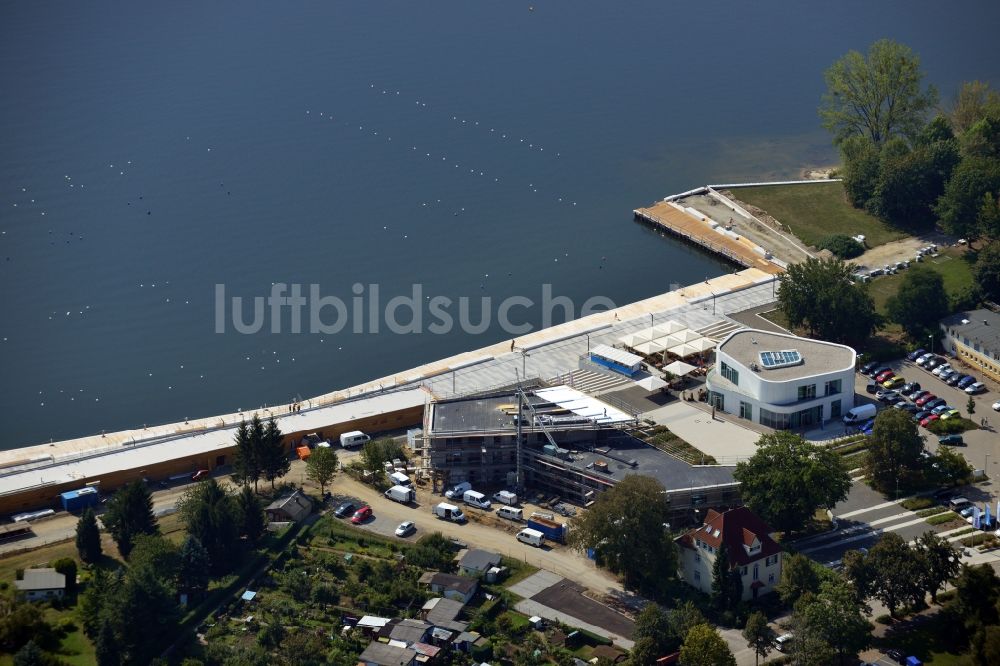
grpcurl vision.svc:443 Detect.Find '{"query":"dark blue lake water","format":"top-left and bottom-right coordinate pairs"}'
top-left (1, 1), bottom-right (998, 447)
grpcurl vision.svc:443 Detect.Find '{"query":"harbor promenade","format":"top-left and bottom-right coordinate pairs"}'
top-left (0, 268), bottom-right (779, 510)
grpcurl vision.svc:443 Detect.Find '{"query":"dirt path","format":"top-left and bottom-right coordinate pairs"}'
top-left (329, 474), bottom-right (623, 595)
top-left (853, 233), bottom-right (954, 271)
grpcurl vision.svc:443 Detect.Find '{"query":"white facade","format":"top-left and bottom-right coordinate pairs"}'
top-left (706, 330), bottom-right (856, 430)
top-left (677, 538), bottom-right (783, 601)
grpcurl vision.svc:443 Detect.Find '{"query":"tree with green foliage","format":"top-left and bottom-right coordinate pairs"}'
top-left (862, 409), bottom-right (925, 495)
top-left (630, 603), bottom-right (676, 664)
top-left (260, 417), bottom-right (289, 489)
top-left (777, 257), bottom-right (879, 347)
top-left (128, 534), bottom-right (180, 581)
top-left (954, 563), bottom-right (1000, 631)
top-left (820, 39), bottom-right (937, 147)
top-left (794, 579), bottom-right (872, 666)
top-left (887, 267), bottom-right (951, 340)
top-left (914, 531), bottom-right (959, 603)
top-left (107, 563), bottom-right (180, 664)
top-left (75, 507), bottom-right (102, 564)
top-left (102, 480), bottom-right (158, 559)
top-left (78, 568), bottom-right (120, 638)
top-left (742, 611), bottom-right (775, 666)
top-left (869, 133), bottom-right (959, 228)
top-left (668, 601), bottom-right (707, 645)
top-left (865, 532), bottom-right (925, 617)
top-left (967, 396), bottom-right (977, 416)
top-left (231, 417), bottom-right (259, 489)
top-left (679, 623), bottom-right (736, 666)
top-left (840, 135), bottom-right (882, 208)
top-left (733, 432), bottom-right (851, 534)
top-left (975, 241), bottom-right (1000, 303)
top-left (789, 628), bottom-right (837, 666)
top-left (94, 618), bottom-right (120, 666)
top-left (935, 156), bottom-right (1000, 240)
top-left (819, 234), bottom-right (865, 259)
top-left (12, 640), bottom-right (45, 666)
top-left (710, 543), bottom-right (742, 613)
top-left (776, 553), bottom-right (822, 607)
top-left (177, 479), bottom-right (241, 576)
top-left (977, 192), bottom-right (1000, 240)
top-left (178, 535), bottom-right (211, 603)
top-left (305, 446), bottom-right (339, 496)
top-left (568, 475), bottom-right (676, 596)
top-left (0, 600), bottom-right (55, 655)
top-left (235, 485), bottom-right (266, 544)
top-left (50, 557), bottom-right (77, 591)
top-left (930, 445), bottom-right (973, 488)
top-left (951, 81), bottom-right (1000, 135)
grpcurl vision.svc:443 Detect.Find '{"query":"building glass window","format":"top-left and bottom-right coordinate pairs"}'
top-left (797, 384), bottom-right (817, 401)
top-left (824, 379), bottom-right (841, 396)
top-left (768, 573), bottom-right (775, 584)
top-left (759, 408), bottom-right (790, 430)
top-left (739, 401), bottom-right (752, 420)
top-left (753, 565), bottom-right (759, 581)
top-left (830, 400), bottom-right (842, 418)
top-left (720, 361), bottom-right (739, 386)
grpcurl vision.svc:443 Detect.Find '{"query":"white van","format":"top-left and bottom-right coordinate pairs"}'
top-left (497, 506), bottom-right (524, 522)
top-left (463, 490), bottom-right (491, 510)
top-left (339, 431), bottom-right (371, 449)
top-left (516, 528), bottom-right (545, 547)
top-left (493, 490), bottom-right (518, 506)
top-left (843, 403), bottom-right (877, 425)
top-left (774, 633), bottom-right (793, 652)
top-left (433, 502), bottom-right (466, 523)
top-left (389, 471), bottom-right (411, 487)
top-left (445, 481), bottom-right (472, 499)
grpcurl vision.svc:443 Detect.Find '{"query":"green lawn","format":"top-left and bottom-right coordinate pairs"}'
top-left (866, 248), bottom-right (977, 315)
top-left (875, 611), bottom-right (971, 665)
top-left (735, 182), bottom-right (908, 248)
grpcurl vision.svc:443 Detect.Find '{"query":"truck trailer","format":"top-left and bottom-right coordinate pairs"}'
top-left (526, 516), bottom-right (566, 543)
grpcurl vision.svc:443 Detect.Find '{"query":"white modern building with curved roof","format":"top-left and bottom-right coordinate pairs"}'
top-left (706, 329), bottom-right (856, 429)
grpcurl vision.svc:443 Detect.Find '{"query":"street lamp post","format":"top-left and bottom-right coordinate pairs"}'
top-left (928, 334), bottom-right (934, 355)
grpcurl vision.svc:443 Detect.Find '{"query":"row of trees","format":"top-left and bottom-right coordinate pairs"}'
top-left (233, 414), bottom-right (290, 491)
top-left (822, 41), bottom-right (1000, 241)
top-left (629, 601), bottom-right (735, 666)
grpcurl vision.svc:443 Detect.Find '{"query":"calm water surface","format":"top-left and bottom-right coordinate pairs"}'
top-left (1, 1), bottom-right (998, 446)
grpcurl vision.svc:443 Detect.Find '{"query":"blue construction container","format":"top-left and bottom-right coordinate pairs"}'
top-left (60, 487), bottom-right (100, 512)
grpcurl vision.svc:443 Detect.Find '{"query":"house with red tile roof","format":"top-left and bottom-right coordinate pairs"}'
top-left (675, 506), bottom-right (783, 600)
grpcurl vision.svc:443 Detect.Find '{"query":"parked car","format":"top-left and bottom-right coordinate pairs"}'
top-left (879, 392), bottom-right (902, 405)
top-left (910, 390), bottom-right (931, 402)
top-left (885, 648), bottom-right (905, 664)
top-left (876, 388), bottom-right (898, 400)
top-left (351, 506), bottom-right (373, 524)
top-left (883, 376), bottom-right (905, 389)
top-left (937, 368), bottom-right (956, 381)
top-left (915, 394), bottom-right (937, 407)
top-left (931, 404), bottom-right (953, 415)
top-left (960, 505), bottom-right (977, 518)
top-left (861, 360), bottom-right (881, 375)
top-left (899, 382), bottom-right (921, 395)
top-left (939, 409), bottom-right (961, 420)
top-left (191, 469), bottom-right (210, 481)
top-left (966, 382), bottom-right (986, 394)
top-left (924, 398), bottom-right (947, 411)
top-left (334, 501), bottom-right (356, 518)
top-left (915, 353), bottom-right (935, 366)
top-left (868, 366), bottom-right (892, 378)
top-left (914, 410), bottom-right (931, 421)
top-left (876, 370), bottom-right (896, 383)
top-left (894, 402), bottom-right (919, 414)
top-left (920, 414), bottom-right (940, 427)
top-left (994, 400), bottom-right (1000, 411)
top-left (924, 357), bottom-right (945, 370)
top-left (944, 372), bottom-right (965, 385)
top-left (395, 521), bottom-right (416, 537)
top-left (957, 375), bottom-right (978, 389)
top-left (907, 348), bottom-right (928, 361)
top-left (866, 382), bottom-right (878, 394)
top-left (939, 434), bottom-right (965, 446)
top-left (932, 364), bottom-right (953, 377)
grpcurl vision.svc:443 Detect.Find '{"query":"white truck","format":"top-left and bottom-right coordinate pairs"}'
top-left (445, 481), bottom-right (471, 499)
top-left (339, 431), bottom-right (371, 448)
top-left (842, 403), bottom-right (877, 425)
top-left (493, 490), bottom-right (518, 506)
top-left (463, 490), bottom-right (491, 510)
top-left (384, 485), bottom-right (415, 504)
top-left (516, 528), bottom-right (545, 547)
top-left (389, 471), bottom-right (411, 487)
top-left (433, 502), bottom-right (466, 523)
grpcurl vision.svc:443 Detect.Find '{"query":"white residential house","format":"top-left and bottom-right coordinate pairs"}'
top-left (706, 329), bottom-right (856, 429)
top-left (14, 568), bottom-right (66, 602)
top-left (676, 507), bottom-right (783, 601)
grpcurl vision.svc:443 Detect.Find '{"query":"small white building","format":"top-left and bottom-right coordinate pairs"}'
top-left (14, 568), bottom-right (66, 602)
top-left (676, 507), bottom-right (783, 601)
top-left (706, 329), bottom-right (856, 429)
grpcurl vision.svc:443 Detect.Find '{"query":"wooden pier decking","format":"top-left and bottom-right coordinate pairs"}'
top-left (634, 201), bottom-right (784, 275)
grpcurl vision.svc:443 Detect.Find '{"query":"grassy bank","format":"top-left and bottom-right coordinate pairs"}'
top-left (735, 182), bottom-right (907, 248)
top-left (866, 247), bottom-right (976, 315)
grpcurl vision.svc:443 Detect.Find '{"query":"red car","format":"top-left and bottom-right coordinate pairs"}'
top-left (875, 370), bottom-right (895, 383)
top-left (351, 506), bottom-right (372, 524)
top-left (915, 393), bottom-right (937, 407)
top-left (920, 414), bottom-right (940, 427)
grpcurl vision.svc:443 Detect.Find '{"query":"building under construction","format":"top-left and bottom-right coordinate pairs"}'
top-left (414, 383), bottom-right (739, 522)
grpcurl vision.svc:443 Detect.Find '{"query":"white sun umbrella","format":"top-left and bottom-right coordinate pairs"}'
top-left (667, 342), bottom-right (701, 358)
top-left (634, 338), bottom-right (669, 355)
top-left (663, 360), bottom-right (698, 376)
top-left (672, 329), bottom-right (702, 343)
top-left (635, 375), bottom-right (667, 391)
top-left (688, 337), bottom-right (718, 352)
top-left (651, 320), bottom-right (687, 337)
top-left (618, 330), bottom-right (655, 347)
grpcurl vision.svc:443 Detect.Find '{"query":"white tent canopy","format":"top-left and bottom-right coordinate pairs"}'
top-left (688, 337), bottom-right (717, 352)
top-left (618, 331), bottom-right (654, 347)
top-left (663, 360), bottom-right (698, 376)
top-left (634, 375), bottom-right (667, 391)
top-left (667, 342), bottom-right (701, 358)
top-left (651, 320), bottom-right (687, 337)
